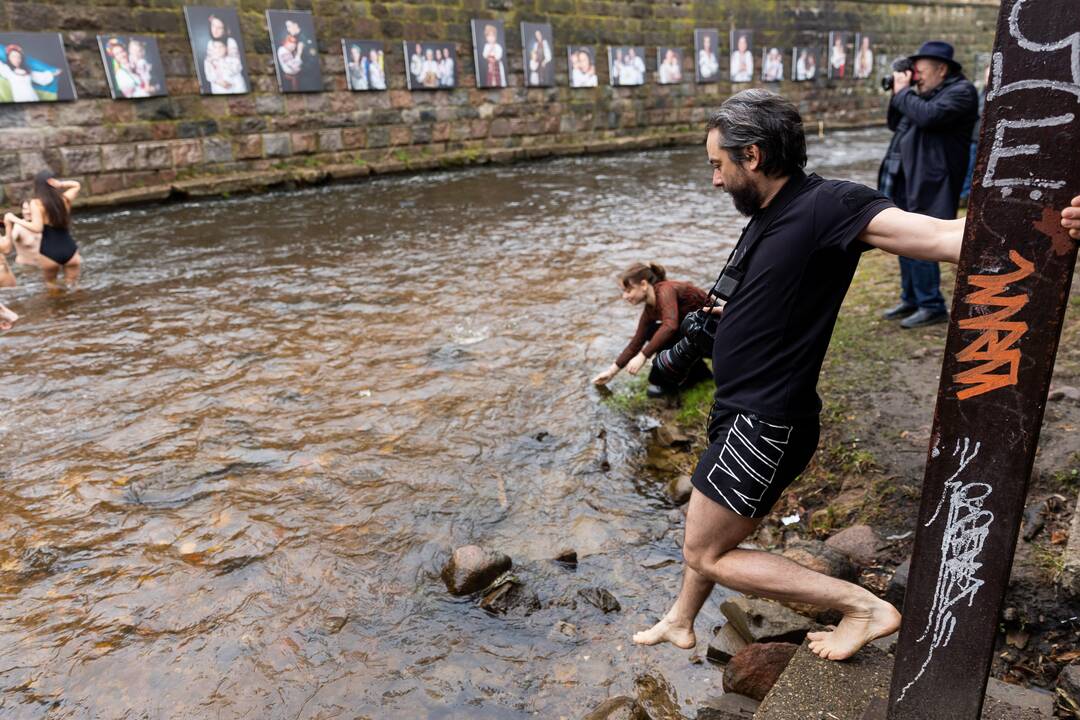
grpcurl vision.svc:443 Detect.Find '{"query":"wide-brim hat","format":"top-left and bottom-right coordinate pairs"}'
top-left (909, 40), bottom-right (962, 72)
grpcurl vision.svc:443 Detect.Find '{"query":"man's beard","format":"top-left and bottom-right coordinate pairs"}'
top-left (727, 173), bottom-right (765, 216)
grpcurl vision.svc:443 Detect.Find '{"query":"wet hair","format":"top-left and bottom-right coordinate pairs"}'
top-left (33, 171), bottom-right (69, 230)
top-left (619, 262), bottom-right (666, 288)
top-left (706, 89), bottom-right (807, 177)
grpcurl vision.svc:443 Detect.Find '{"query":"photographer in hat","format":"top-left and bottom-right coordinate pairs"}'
top-left (878, 41), bottom-right (978, 328)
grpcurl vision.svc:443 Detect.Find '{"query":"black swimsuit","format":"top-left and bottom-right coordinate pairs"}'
top-left (40, 224), bottom-right (78, 265)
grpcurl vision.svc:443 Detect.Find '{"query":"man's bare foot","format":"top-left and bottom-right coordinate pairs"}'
top-left (632, 613), bottom-right (696, 649)
top-left (806, 596), bottom-right (901, 661)
top-left (0, 303), bottom-right (18, 330)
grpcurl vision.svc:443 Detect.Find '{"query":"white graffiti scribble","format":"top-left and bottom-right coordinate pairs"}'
top-left (987, 0), bottom-right (1080, 103)
top-left (898, 438), bottom-right (992, 703)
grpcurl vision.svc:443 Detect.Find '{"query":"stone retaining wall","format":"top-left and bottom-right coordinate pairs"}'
top-left (0, 0), bottom-right (1000, 208)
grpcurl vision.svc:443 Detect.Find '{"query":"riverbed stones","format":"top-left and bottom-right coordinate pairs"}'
top-left (722, 642), bottom-right (799, 701)
top-left (634, 673), bottom-right (684, 720)
top-left (667, 474), bottom-right (693, 505)
top-left (578, 587), bottom-right (621, 613)
top-left (720, 597), bottom-right (811, 645)
top-left (441, 545), bottom-right (512, 595)
top-left (582, 696), bottom-right (646, 720)
top-left (824, 524), bottom-right (882, 566)
top-left (780, 540), bottom-right (858, 581)
top-left (706, 623), bottom-right (748, 664)
top-left (479, 578), bottom-right (541, 616)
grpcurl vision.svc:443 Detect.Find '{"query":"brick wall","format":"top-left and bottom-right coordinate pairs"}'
top-left (0, 0), bottom-right (1000, 207)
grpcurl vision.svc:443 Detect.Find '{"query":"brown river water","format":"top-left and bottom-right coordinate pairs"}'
top-left (0, 129), bottom-right (889, 719)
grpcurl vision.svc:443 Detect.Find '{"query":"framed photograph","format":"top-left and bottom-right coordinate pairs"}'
top-left (97, 34), bottom-right (167, 99)
top-left (608, 46), bottom-right (645, 87)
top-left (792, 47), bottom-right (819, 82)
top-left (694, 28), bottom-right (720, 83)
top-left (267, 9), bottom-right (322, 93)
top-left (853, 34), bottom-right (874, 79)
top-left (828, 31), bottom-right (852, 79)
top-left (471, 19), bottom-right (507, 89)
top-left (568, 46), bottom-right (598, 88)
top-left (657, 47), bottom-right (683, 84)
top-left (0, 32), bottom-right (76, 103)
top-left (521, 22), bottom-right (554, 88)
top-left (184, 6), bottom-right (249, 95)
top-left (404, 41), bottom-right (456, 90)
top-left (342, 40), bottom-right (386, 91)
top-left (730, 29), bottom-right (754, 83)
top-left (761, 46), bottom-right (784, 82)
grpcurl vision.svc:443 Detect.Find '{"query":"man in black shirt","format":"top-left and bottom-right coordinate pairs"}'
top-left (632, 89), bottom-right (1080, 661)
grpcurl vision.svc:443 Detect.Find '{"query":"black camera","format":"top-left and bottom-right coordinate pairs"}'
top-left (652, 309), bottom-right (719, 386)
top-left (881, 57), bottom-right (914, 92)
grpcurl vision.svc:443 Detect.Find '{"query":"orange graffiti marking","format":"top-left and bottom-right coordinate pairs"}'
top-left (953, 249), bottom-right (1035, 400)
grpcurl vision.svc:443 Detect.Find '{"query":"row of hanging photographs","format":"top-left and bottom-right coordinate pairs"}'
top-left (0, 6), bottom-right (879, 104)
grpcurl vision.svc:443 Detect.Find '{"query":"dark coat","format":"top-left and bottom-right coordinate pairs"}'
top-left (881, 74), bottom-right (979, 218)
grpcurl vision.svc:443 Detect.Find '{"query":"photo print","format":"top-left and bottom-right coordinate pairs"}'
top-left (657, 47), bottom-right (683, 84)
top-left (730, 29), bottom-right (754, 83)
top-left (97, 34), bottom-right (166, 99)
top-left (568, 46), bottom-right (598, 88)
top-left (0, 32), bottom-right (76, 103)
top-left (472, 19), bottom-right (507, 89)
top-left (342, 40), bottom-right (386, 91)
top-left (792, 47), bottom-right (818, 81)
top-left (828, 31), bottom-right (852, 79)
top-left (184, 6), bottom-right (249, 95)
top-left (521, 22), bottom-right (554, 88)
top-left (608, 46), bottom-right (646, 86)
top-left (404, 41), bottom-right (456, 90)
top-left (694, 28), bottom-right (720, 83)
top-left (853, 33), bottom-right (874, 79)
top-left (267, 9), bottom-right (322, 93)
top-left (761, 46), bottom-right (784, 82)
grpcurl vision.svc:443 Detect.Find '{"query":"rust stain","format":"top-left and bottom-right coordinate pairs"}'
top-left (1033, 206), bottom-right (1075, 256)
top-left (953, 250), bottom-right (1035, 400)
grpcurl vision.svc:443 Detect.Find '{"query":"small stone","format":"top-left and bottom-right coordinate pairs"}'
top-left (706, 623), bottom-right (748, 664)
top-left (555, 548), bottom-right (578, 567)
top-left (720, 596), bottom-right (812, 645)
top-left (697, 692), bottom-right (760, 720)
top-left (578, 587), bottom-right (621, 613)
top-left (479, 579), bottom-right (540, 616)
top-left (782, 540), bottom-right (859, 581)
top-left (824, 525), bottom-right (883, 566)
top-left (582, 696), bottom-right (646, 720)
top-left (1048, 385), bottom-right (1080, 402)
top-left (667, 474), bottom-right (693, 505)
top-left (633, 673), bottom-right (683, 720)
top-left (884, 558), bottom-right (911, 608)
top-left (722, 642), bottom-right (799, 701)
top-left (911, 347), bottom-right (929, 359)
top-left (440, 545), bottom-right (512, 596)
top-left (654, 424), bottom-right (691, 448)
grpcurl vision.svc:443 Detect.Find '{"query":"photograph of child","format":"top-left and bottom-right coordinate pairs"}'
top-left (657, 47), bottom-right (683, 84)
top-left (694, 29), bottom-right (720, 83)
top-left (0, 32), bottom-right (76, 103)
top-left (829, 31), bottom-right (851, 79)
top-left (405, 42), bottom-right (456, 90)
top-left (267, 10), bottom-right (322, 93)
top-left (730, 29), bottom-right (754, 83)
top-left (608, 46), bottom-right (646, 86)
top-left (568, 46), bottom-right (598, 88)
top-left (342, 40), bottom-right (386, 91)
top-left (793, 47), bottom-right (818, 81)
top-left (183, 6), bottom-right (249, 95)
top-left (521, 22), bottom-right (554, 88)
top-left (97, 35), bottom-right (167, 99)
top-left (761, 46), bottom-right (784, 82)
top-left (472, 19), bottom-right (507, 89)
top-left (853, 34), bottom-right (874, 79)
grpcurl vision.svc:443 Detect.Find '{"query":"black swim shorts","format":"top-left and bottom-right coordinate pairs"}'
top-left (690, 408), bottom-right (820, 518)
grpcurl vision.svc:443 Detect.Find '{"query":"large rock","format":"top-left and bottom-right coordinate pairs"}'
top-left (706, 623), bottom-right (748, 664)
top-left (720, 596), bottom-right (812, 645)
top-left (884, 558), bottom-right (911, 608)
top-left (781, 540), bottom-right (858, 581)
top-left (634, 673), bottom-right (685, 720)
top-left (696, 693), bottom-right (759, 720)
top-left (824, 525), bottom-right (882, 566)
top-left (441, 545), bottom-right (512, 595)
top-left (1058, 662), bottom-right (1080, 707)
top-left (722, 642), bottom-right (799, 701)
top-left (582, 696), bottom-right (646, 720)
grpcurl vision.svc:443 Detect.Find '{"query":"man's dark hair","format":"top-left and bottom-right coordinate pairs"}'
top-left (706, 89), bottom-right (807, 177)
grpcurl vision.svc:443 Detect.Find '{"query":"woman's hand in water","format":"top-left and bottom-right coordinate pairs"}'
top-left (592, 363), bottom-right (620, 386)
top-left (626, 352), bottom-right (648, 376)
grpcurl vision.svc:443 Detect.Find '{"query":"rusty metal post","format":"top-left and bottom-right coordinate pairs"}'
top-left (883, 1), bottom-right (1080, 718)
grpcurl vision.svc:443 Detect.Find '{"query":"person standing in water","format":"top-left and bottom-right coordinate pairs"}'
top-left (3, 172), bottom-right (81, 290)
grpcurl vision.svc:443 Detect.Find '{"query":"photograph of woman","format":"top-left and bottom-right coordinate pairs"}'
top-left (183, 6), bottom-right (249, 95)
top-left (609, 46), bottom-right (646, 86)
top-left (730, 30), bottom-right (754, 83)
top-left (404, 42), bottom-right (456, 90)
top-left (694, 29), bottom-right (720, 83)
top-left (854, 34), bottom-right (874, 79)
top-left (829, 31), bottom-right (849, 79)
top-left (342, 40), bottom-right (386, 91)
top-left (568, 46), bottom-right (598, 88)
top-left (471, 20), bottom-right (507, 89)
top-left (97, 35), bottom-right (166, 99)
top-left (657, 47), bottom-right (683, 84)
top-left (267, 10), bottom-right (322, 93)
top-left (0, 33), bottom-right (76, 103)
top-left (521, 22), bottom-right (554, 88)
top-left (762, 46), bottom-right (784, 82)
top-left (2, 172), bottom-right (82, 290)
top-left (793, 47), bottom-right (818, 81)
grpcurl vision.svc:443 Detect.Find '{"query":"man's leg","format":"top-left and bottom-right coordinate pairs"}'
top-left (632, 564), bottom-right (715, 648)
top-left (908, 259), bottom-right (946, 313)
top-left (681, 489), bottom-right (901, 661)
top-left (899, 256), bottom-right (916, 308)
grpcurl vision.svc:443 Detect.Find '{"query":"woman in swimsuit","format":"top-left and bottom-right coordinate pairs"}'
top-left (3, 171), bottom-right (81, 290)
